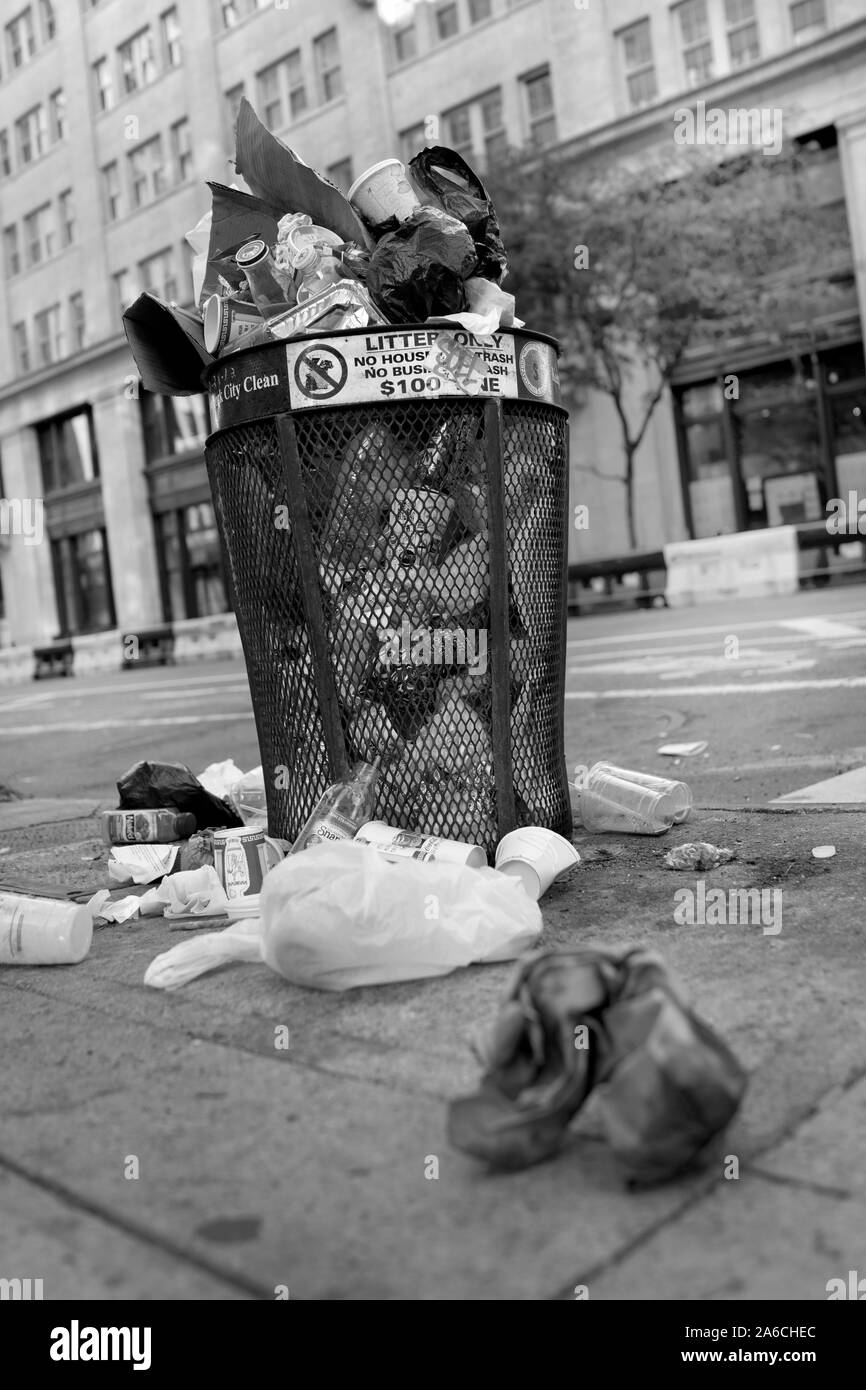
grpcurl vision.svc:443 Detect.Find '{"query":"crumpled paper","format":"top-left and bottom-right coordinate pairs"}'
top-left (98, 895), bottom-right (143, 925)
top-left (663, 842), bottom-right (735, 871)
top-left (108, 844), bottom-right (179, 886)
top-left (138, 866), bottom-right (228, 918)
top-left (448, 945), bottom-right (747, 1183)
top-left (441, 277), bottom-right (523, 336)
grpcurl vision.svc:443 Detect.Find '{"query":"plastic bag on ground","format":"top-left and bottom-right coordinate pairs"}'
top-left (198, 759), bottom-right (245, 802)
top-left (144, 841), bottom-right (541, 992)
top-left (117, 760), bottom-right (242, 830)
top-left (448, 946), bottom-right (746, 1182)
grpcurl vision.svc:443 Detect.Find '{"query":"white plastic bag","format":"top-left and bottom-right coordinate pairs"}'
top-left (143, 841), bottom-right (541, 992)
top-left (197, 759), bottom-right (245, 802)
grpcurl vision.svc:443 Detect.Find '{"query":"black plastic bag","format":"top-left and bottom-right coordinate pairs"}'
top-left (367, 207), bottom-right (476, 323)
top-left (117, 760), bottom-right (242, 830)
top-left (408, 146), bottom-right (507, 284)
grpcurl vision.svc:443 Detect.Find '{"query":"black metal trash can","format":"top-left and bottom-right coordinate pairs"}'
top-left (204, 323), bottom-right (571, 858)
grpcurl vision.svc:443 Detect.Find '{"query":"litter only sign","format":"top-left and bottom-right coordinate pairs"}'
top-left (285, 328), bottom-right (561, 410)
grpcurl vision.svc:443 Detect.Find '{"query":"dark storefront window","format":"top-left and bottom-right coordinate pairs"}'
top-left (141, 391), bottom-right (209, 461)
top-left (37, 407), bottom-right (99, 492)
top-left (51, 529), bottom-right (116, 635)
top-left (156, 502), bottom-right (229, 621)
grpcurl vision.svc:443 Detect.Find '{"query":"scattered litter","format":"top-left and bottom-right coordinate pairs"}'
top-left (494, 828), bottom-right (579, 900)
top-left (139, 866), bottom-right (228, 918)
top-left (811, 845), bottom-right (836, 860)
top-left (663, 842), bottom-right (735, 871)
top-left (1, 889), bottom-right (108, 965)
top-left (144, 840), bottom-right (540, 992)
top-left (657, 741), bottom-right (708, 757)
top-left (575, 761), bottom-right (691, 835)
top-left (117, 759), bottom-right (241, 830)
top-left (100, 808), bottom-right (196, 844)
top-left (97, 895), bottom-right (142, 925)
top-left (108, 843), bottom-right (179, 886)
top-left (447, 946), bottom-right (747, 1182)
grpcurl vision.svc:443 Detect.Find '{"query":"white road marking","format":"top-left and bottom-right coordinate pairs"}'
top-left (0, 713), bottom-right (253, 735)
top-left (778, 617), bottom-right (864, 639)
top-left (772, 765), bottom-right (866, 804)
top-left (565, 609), bottom-right (866, 648)
top-left (565, 676), bottom-right (866, 698)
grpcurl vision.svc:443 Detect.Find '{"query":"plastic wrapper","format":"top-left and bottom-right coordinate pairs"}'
top-left (117, 760), bottom-right (243, 830)
top-left (197, 759), bottom-right (245, 802)
top-left (408, 145), bottom-right (507, 284)
top-left (448, 946), bottom-right (747, 1182)
top-left (144, 841), bottom-right (541, 992)
top-left (367, 207), bottom-right (476, 323)
top-left (441, 276), bottom-right (522, 336)
top-left (663, 841), bottom-right (735, 870)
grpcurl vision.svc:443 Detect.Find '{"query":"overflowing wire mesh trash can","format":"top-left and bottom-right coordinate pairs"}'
top-left (204, 324), bottom-right (572, 858)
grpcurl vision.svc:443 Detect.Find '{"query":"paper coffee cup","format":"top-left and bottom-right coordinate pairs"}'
top-left (347, 158), bottom-right (421, 230)
top-left (203, 294), bottom-right (264, 355)
top-left (212, 827), bottom-right (283, 901)
top-left (494, 828), bottom-right (580, 900)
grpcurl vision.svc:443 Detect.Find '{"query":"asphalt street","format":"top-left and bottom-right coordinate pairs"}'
top-left (2, 583), bottom-right (866, 811)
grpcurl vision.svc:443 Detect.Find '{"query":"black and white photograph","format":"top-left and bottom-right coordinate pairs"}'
top-left (0, 0), bottom-right (865, 1339)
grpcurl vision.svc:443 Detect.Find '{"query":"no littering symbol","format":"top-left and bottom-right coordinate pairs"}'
top-left (293, 343), bottom-right (348, 400)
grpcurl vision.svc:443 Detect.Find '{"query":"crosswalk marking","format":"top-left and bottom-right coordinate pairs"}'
top-left (778, 617), bottom-right (864, 639)
top-left (772, 766), bottom-right (866, 804)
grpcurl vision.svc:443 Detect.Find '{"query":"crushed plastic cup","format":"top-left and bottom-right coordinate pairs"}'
top-left (347, 158), bottom-right (421, 231)
top-left (573, 762), bottom-right (691, 835)
top-left (494, 827), bottom-right (580, 901)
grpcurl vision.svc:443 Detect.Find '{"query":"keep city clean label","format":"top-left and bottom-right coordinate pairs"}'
top-left (207, 328), bottom-right (561, 429)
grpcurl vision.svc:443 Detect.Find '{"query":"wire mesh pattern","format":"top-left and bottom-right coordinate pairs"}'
top-left (206, 396), bottom-right (571, 856)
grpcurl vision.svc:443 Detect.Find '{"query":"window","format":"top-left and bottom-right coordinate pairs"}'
top-left (6, 8), bottom-right (36, 69)
top-left (521, 66), bottom-right (557, 148)
top-left (38, 409), bottom-right (100, 492)
top-left (400, 122), bottom-right (427, 162)
top-left (155, 502), bottom-right (227, 621)
top-left (113, 268), bottom-right (137, 312)
top-left (15, 106), bottom-right (48, 166)
top-left (313, 27), bottom-right (342, 104)
top-left (394, 23), bottom-right (417, 63)
top-left (257, 50), bottom-right (306, 129)
top-left (69, 293), bottom-right (85, 349)
top-left (480, 87), bottom-right (507, 166)
top-left (469, 0), bottom-right (492, 22)
top-left (675, 0), bottom-right (713, 84)
top-left (326, 158), bottom-right (353, 193)
top-left (34, 303), bottom-right (63, 366)
top-left (139, 247), bottom-right (177, 302)
top-left (38, 0), bottom-right (55, 42)
top-left (725, 0), bottom-right (759, 68)
top-left (790, 0), bottom-right (827, 42)
top-left (59, 189), bottom-right (75, 246)
top-left (161, 6), bottom-right (181, 68)
top-left (49, 89), bottom-right (67, 144)
top-left (4, 226), bottom-right (20, 277)
top-left (23, 204), bottom-right (55, 266)
top-left (444, 102), bottom-right (473, 157)
top-left (171, 118), bottom-right (192, 182)
top-left (12, 322), bottom-right (30, 375)
top-left (102, 161), bottom-right (121, 221)
top-left (221, 0), bottom-right (269, 27)
top-left (225, 84), bottom-right (245, 130)
top-left (93, 57), bottom-right (115, 113)
top-left (435, 4), bottom-right (459, 40)
top-left (128, 136), bottom-right (166, 209)
top-left (51, 530), bottom-right (115, 635)
top-left (620, 17), bottom-right (656, 110)
top-left (0, 131), bottom-right (11, 179)
top-left (142, 392), bottom-right (209, 461)
top-left (119, 27), bottom-right (157, 96)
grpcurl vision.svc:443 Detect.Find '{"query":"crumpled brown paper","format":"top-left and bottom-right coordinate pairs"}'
top-left (448, 946), bottom-right (747, 1183)
top-left (663, 841), bottom-right (735, 871)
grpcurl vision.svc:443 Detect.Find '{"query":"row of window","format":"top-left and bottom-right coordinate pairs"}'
top-left (392, 0), bottom-right (495, 64)
top-left (0, 89), bottom-right (67, 182)
top-left (3, 1), bottom-right (55, 78)
top-left (619, 0), bottom-right (828, 110)
top-left (101, 120), bottom-right (192, 222)
top-left (4, 191), bottom-right (75, 278)
top-left (92, 8), bottom-right (182, 114)
top-left (400, 66), bottom-right (555, 167)
top-left (225, 26), bottom-right (343, 136)
top-left (12, 296), bottom-right (86, 375)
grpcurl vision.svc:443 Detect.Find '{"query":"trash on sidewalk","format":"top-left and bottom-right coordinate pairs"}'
top-left (212, 827), bottom-right (284, 900)
top-left (574, 762), bottom-right (691, 835)
top-left (97, 895), bottom-right (143, 925)
top-left (657, 741), bottom-right (708, 757)
top-left (447, 946), bottom-right (747, 1183)
top-left (197, 759), bottom-right (245, 803)
top-left (663, 842), bottom-right (736, 871)
top-left (139, 866), bottom-right (229, 918)
top-left (1, 889), bottom-right (108, 965)
top-left (354, 821), bottom-right (486, 868)
top-left (117, 760), bottom-right (242, 830)
top-left (811, 845), bottom-right (836, 859)
top-left (99, 809), bottom-right (197, 845)
top-left (108, 844), bottom-right (179, 886)
top-left (144, 840), bottom-right (541, 992)
top-left (290, 760), bottom-right (380, 853)
top-left (494, 828), bottom-right (579, 900)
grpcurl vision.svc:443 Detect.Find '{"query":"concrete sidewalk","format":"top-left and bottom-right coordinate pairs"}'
top-left (0, 795), bottom-right (864, 1301)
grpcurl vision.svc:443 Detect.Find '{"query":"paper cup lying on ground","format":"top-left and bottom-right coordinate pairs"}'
top-left (347, 159), bottom-right (421, 231)
top-left (494, 828), bottom-right (580, 900)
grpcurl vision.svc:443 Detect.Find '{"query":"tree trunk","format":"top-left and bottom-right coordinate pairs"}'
top-left (624, 444), bottom-right (637, 551)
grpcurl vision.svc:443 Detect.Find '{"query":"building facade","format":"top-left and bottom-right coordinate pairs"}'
top-left (0, 0), bottom-right (864, 650)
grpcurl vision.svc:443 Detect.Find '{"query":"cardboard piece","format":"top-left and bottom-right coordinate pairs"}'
top-left (122, 293), bottom-right (214, 396)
